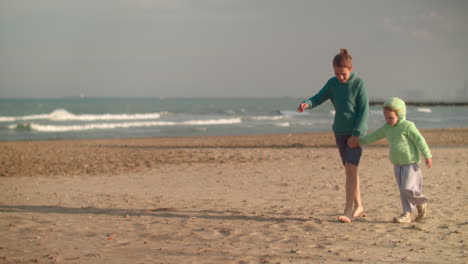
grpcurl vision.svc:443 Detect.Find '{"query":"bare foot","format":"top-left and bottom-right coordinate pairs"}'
top-left (339, 207), bottom-right (354, 223)
top-left (338, 215), bottom-right (352, 223)
top-left (352, 206), bottom-right (364, 218)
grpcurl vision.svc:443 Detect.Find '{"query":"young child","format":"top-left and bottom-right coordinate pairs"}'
top-left (354, 97), bottom-right (432, 223)
top-left (297, 48), bottom-right (369, 223)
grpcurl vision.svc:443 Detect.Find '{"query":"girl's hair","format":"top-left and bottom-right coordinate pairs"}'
top-left (333, 48), bottom-right (353, 69)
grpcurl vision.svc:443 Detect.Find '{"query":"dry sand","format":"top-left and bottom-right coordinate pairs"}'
top-left (0, 128), bottom-right (467, 263)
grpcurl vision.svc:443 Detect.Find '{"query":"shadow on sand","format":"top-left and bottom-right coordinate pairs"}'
top-left (0, 205), bottom-right (314, 223)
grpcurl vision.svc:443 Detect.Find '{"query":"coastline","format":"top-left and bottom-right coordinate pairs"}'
top-left (2, 97), bottom-right (467, 142)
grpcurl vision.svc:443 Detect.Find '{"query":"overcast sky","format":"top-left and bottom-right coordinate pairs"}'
top-left (1, 0), bottom-right (467, 101)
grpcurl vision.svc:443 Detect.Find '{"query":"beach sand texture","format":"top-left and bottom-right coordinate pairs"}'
top-left (1, 128), bottom-right (467, 263)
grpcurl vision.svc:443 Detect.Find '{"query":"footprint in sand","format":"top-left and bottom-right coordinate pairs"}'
top-left (301, 220), bottom-right (324, 232)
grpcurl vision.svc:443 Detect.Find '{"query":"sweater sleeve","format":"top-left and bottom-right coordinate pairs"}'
top-left (352, 81), bottom-right (369, 137)
top-left (359, 125), bottom-right (386, 146)
top-left (303, 81), bottom-right (331, 109)
top-left (407, 123), bottom-right (432, 158)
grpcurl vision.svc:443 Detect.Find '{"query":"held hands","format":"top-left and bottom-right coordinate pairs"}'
top-left (425, 158), bottom-right (432, 168)
top-left (297, 103), bottom-right (309, 113)
top-left (347, 136), bottom-right (359, 149)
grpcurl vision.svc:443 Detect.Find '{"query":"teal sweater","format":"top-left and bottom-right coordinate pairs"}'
top-left (303, 73), bottom-right (369, 136)
top-left (359, 97), bottom-right (432, 166)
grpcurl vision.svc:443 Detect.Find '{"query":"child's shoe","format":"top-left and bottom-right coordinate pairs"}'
top-left (393, 213), bottom-right (411, 223)
top-left (415, 203), bottom-right (428, 222)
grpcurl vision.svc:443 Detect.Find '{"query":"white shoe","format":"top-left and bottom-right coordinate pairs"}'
top-left (393, 213), bottom-right (411, 223)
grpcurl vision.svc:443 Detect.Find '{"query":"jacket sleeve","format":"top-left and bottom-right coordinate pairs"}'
top-left (359, 125), bottom-right (386, 146)
top-left (352, 81), bottom-right (369, 137)
top-left (303, 80), bottom-right (331, 109)
top-left (407, 123), bottom-right (432, 158)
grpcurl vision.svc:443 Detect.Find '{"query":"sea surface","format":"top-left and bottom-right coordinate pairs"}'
top-left (1, 97), bottom-right (467, 141)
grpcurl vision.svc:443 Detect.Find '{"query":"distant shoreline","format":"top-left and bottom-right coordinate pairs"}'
top-left (1, 97), bottom-right (468, 106)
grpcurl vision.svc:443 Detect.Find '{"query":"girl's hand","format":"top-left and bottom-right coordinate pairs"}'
top-left (297, 103), bottom-right (309, 112)
top-left (347, 136), bottom-right (359, 148)
top-left (425, 158), bottom-right (432, 168)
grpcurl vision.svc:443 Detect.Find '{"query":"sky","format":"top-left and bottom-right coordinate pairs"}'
top-left (1, 0), bottom-right (467, 101)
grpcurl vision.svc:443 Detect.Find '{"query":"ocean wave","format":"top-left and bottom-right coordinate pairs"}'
top-left (243, 115), bottom-right (285, 121)
top-left (6, 123), bottom-right (33, 131)
top-left (417, 108), bottom-right (432, 113)
top-left (7, 118), bottom-right (242, 132)
top-left (370, 110), bottom-right (383, 115)
top-left (0, 117), bottom-right (15, 122)
top-left (278, 110), bottom-right (308, 117)
top-left (0, 109), bottom-right (162, 122)
top-left (273, 122), bottom-right (290, 127)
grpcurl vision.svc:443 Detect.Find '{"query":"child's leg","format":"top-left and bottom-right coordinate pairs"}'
top-left (394, 164), bottom-right (428, 214)
top-left (394, 165), bottom-right (413, 214)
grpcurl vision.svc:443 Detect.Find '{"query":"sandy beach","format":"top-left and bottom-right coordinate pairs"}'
top-left (1, 128), bottom-right (467, 264)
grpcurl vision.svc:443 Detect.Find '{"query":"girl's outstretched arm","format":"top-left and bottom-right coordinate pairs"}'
top-left (297, 103), bottom-right (309, 113)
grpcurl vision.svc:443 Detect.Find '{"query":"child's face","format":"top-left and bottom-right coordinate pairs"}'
top-left (384, 110), bottom-right (399, 126)
top-left (333, 66), bottom-right (352, 83)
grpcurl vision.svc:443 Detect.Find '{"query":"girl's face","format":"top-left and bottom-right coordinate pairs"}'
top-left (384, 110), bottom-right (399, 126)
top-left (333, 66), bottom-right (352, 83)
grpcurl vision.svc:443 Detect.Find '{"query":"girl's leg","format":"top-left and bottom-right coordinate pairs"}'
top-left (343, 163), bottom-right (355, 217)
top-left (353, 167), bottom-right (364, 217)
top-left (335, 134), bottom-right (363, 223)
top-left (339, 163), bottom-right (363, 223)
top-left (345, 163), bottom-right (363, 215)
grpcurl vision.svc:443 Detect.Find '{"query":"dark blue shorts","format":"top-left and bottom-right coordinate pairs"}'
top-left (335, 134), bottom-right (362, 166)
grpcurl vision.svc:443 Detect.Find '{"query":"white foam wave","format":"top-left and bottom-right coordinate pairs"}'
top-left (279, 110), bottom-right (307, 117)
top-left (0, 109), bottom-right (162, 122)
top-left (0, 117), bottom-right (15, 122)
top-left (274, 122), bottom-right (290, 127)
top-left (26, 118), bottom-right (242, 132)
top-left (294, 119), bottom-right (333, 126)
top-left (417, 108), bottom-right (432, 113)
top-left (245, 115), bottom-right (285, 121)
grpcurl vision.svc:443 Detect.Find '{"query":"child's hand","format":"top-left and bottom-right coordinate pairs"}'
top-left (347, 136), bottom-right (359, 148)
top-left (425, 158), bottom-right (432, 168)
top-left (297, 103), bottom-right (309, 113)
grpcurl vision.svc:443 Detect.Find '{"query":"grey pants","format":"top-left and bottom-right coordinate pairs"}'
top-left (394, 164), bottom-right (428, 213)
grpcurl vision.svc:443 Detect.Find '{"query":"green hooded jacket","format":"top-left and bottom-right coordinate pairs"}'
top-left (359, 97), bottom-right (432, 165)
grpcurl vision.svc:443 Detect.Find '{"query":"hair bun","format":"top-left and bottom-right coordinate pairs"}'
top-left (333, 49), bottom-right (352, 68)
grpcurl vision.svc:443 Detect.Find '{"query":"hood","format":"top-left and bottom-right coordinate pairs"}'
top-left (383, 97), bottom-right (406, 122)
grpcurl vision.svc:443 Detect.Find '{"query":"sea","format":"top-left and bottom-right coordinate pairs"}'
top-left (1, 97), bottom-right (467, 142)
